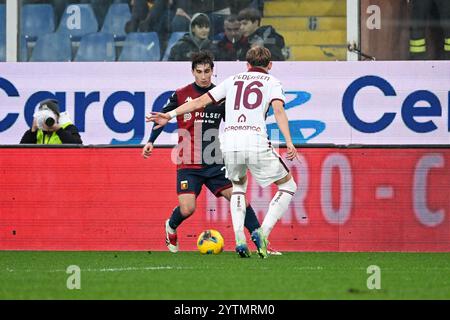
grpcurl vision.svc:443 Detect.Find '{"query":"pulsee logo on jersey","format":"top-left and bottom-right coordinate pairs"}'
top-left (183, 113), bottom-right (192, 121)
top-left (194, 111), bottom-right (222, 120)
top-left (183, 97), bottom-right (193, 121)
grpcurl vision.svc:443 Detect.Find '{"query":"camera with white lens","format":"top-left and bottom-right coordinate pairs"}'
top-left (34, 99), bottom-right (60, 130)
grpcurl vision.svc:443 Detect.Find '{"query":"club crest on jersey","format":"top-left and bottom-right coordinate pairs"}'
top-left (180, 180), bottom-right (188, 190)
top-left (238, 114), bottom-right (247, 123)
top-left (184, 113), bottom-right (192, 121)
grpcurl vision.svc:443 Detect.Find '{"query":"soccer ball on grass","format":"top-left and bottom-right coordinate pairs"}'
top-left (197, 229), bottom-right (224, 254)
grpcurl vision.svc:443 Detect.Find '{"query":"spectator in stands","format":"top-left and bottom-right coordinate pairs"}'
top-left (409, 0), bottom-right (450, 60)
top-left (168, 12), bottom-right (213, 61)
top-left (20, 99), bottom-right (82, 144)
top-left (212, 14), bottom-right (247, 61)
top-left (125, 0), bottom-right (173, 36)
top-left (237, 7), bottom-right (287, 61)
top-left (171, 0), bottom-right (229, 32)
top-left (228, 0), bottom-right (264, 15)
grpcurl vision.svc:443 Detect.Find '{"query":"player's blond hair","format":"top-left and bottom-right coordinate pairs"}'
top-left (246, 46), bottom-right (271, 67)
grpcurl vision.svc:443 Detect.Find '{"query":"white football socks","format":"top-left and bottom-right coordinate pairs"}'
top-left (261, 178), bottom-right (297, 238)
top-left (230, 180), bottom-right (248, 244)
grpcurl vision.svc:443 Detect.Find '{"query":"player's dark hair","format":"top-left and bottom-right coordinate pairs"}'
top-left (237, 8), bottom-right (261, 24)
top-left (246, 46), bottom-right (271, 67)
top-left (191, 51), bottom-right (215, 70)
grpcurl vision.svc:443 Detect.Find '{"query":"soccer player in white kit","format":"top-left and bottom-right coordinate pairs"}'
top-left (149, 47), bottom-right (297, 258)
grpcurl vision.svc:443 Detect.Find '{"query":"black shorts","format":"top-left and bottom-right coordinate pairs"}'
top-left (176, 165), bottom-right (232, 198)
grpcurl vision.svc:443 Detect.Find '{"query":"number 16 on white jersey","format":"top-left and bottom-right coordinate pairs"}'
top-left (208, 68), bottom-right (286, 152)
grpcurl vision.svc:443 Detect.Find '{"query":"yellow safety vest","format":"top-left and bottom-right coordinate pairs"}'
top-left (36, 122), bottom-right (72, 144)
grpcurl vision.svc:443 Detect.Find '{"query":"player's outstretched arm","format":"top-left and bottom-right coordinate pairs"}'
top-left (147, 93), bottom-right (213, 129)
top-left (146, 112), bottom-right (170, 129)
top-left (143, 91), bottom-right (179, 156)
top-left (272, 100), bottom-right (297, 161)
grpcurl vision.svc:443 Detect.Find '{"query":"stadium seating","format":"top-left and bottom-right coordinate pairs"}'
top-left (0, 3), bottom-right (5, 35)
top-left (30, 32), bottom-right (72, 62)
top-left (0, 32), bottom-right (5, 62)
top-left (57, 3), bottom-right (98, 41)
top-left (75, 32), bottom-right (116, 61)
top-left (263, 0), bottom-right (347, 60)
top-left (19, 35), bottom-right (28, 62)
top-left (101, 2), bottom-right (131, 41)
top-left (119, 32), bottom-right (160, 61)
top-left (21, 4), bottom-right (55, 41)
top-left (161, 32), bottom-right (185, 61)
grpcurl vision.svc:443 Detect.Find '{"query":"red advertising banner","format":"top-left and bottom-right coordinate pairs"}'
top-left (0, 147), bottom-right (449, 252)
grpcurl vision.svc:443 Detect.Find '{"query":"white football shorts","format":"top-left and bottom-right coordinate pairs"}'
top-left (223, 147), bottom-right (290, 188)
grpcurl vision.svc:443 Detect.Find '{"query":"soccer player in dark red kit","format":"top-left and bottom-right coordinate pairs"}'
top-left (142, 51), bottom-right (280, 257)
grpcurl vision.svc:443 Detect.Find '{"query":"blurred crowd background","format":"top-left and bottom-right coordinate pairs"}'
top-left (0, 0), bottom-right (448, 62)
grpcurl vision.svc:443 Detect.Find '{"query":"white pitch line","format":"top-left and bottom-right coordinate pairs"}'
top-left (88, 266), bottom-right (194, 272)
top-left (3, 266), bottom-right (194, 273)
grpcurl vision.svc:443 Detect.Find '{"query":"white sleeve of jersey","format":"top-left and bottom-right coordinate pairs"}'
top-left (208, 78), bottom-right (229, 103)
top-left (269, 79), bottom-right (286, 105)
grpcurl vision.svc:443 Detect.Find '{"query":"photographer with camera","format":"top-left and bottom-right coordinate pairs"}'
top-left (20, 99), bottom-right (83, 144)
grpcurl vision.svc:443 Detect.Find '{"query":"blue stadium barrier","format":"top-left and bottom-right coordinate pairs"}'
top-left (30, 32), bottom-right (72, 62)
top-left (119, 32), bottom-right (160, 61)
top-left (75, 32), bottom-right (116, 61)
top-left (101, 3), bottom-right (131, 41)
top-left (0, 32), bottom-right (5, 61)
top-left (162, 32), bottom-right (185, 61)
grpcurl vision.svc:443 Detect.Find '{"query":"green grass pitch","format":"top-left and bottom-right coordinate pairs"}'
top-left (0, 251), bottom-right (449, 299)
